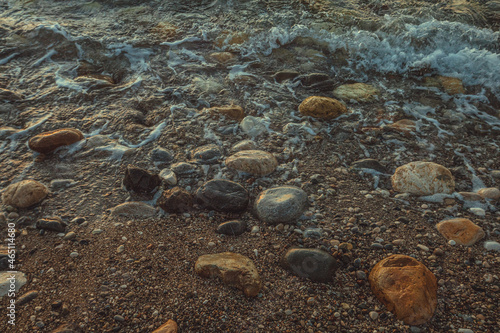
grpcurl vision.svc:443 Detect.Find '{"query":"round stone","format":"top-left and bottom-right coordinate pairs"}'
top-left (196, 179), bottom-right (249, 212)
top-left (225, 150), bottom-right (278, 176)
top-left (298, 96), bottom-right (348, 119)
top-left (391, 161), bottom-right (455, 195)
top-left (281, 248), bottom-right (337, 282)
top-left (2, 180), bottom-right (48, 208)
top-left (254, 186), bottom-right (308, 224)
top-left (216, 220), bottom-right (247, 236)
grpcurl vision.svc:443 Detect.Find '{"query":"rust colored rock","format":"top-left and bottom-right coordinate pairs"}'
top-left (436, 218), bottom-right (485, 246)
top-left (225, 150), bottom-right (278, 176)
top-left (195, 252), bottom-right (261, 297)
top-left (206, 105), bottom-right (245, 120)
top-left (2, 180), bottom-right (48, 208)
top-left (392, 161), bottom-right (455, 195)
top-left (152, 319), bottom-right (178, 333)
top-left (369, 254), bottom-right (437, 326)
top-left (298, 96), bottom-right (348, 120)
top-left (438, 76), bottom-right (465, 95)
top-left (28, 128), bottom-right (84, 154)
top-left (157, 186), bottom-right (192, 213)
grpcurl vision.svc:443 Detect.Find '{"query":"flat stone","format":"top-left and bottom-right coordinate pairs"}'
top-left (36, 217), bottom-right (67, 232)
top-left (110, 202), bottom-right (157, 218)
top-left (484, 241), bottom-right (500, 252)
top-left (151, 148), bottom-right (174, 163)
top-left (152, 319), bottom-right (178, 333)
top-left (392, 161), bottom-right (455, 195)
top-left (232, 139), bottom-right (257, 152)
top-left (216, 220), bottom-right (247, 236)
top-left (351, 159), bottom-right (387, 173)
top-left (28, 128), bottom-right (84, 154)
top-left (205, 105), bottom-right (245, 121)
top-left (17, 290), bottom-right (38, 306)
top-left (226, 150), bottom-right (278, 176)
top-left (386, 119), bottom-right (416, 133)
top-left (369, 254), bottom-right (437, 325)
top-left (477, 187), bottom-right (500, 200)
top-left (458, 192), bottom-right (482, 201)
top-left (2, 180), bottom-right (48, 208)
top-left (0, 271), bottom-right (27, 297)
top-left (255, 186), bottom-right (308, 224)
top-left (333, 83), bottom-right (379, 102)
top-left (281, 248), bottom-right (337, 282)
top-left (196, 179), bottom-right (249, 212)
top-left (195, 252), bottom-right (261, 297)
top-left (123, 165), bottom-right (161, 194)
top-left (158, 187), bottom-right (193, 213)
top-left (436, 218), bottom-right (485, 246)
top-left (298, 96), bottom-right (348, 119)
top-left (191, 144), bottom-right (222, 164)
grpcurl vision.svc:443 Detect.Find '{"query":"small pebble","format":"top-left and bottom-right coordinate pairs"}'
top-left (92, 229), bottom-right (103, 235)
top-left (448, 240), bottom-right (456, 246)
top-left (69, 252), bottom-right (79, 258)
top-left (117, 245), bottom-right (125, 253)
top-left (63, 231), bottom-right (76, 240)
top-left (417, 244), bottom-right (429, 252)
top-left (114, 315), bottom-right (125, 322)
top-left (369, 311), bottom-right (379, 320)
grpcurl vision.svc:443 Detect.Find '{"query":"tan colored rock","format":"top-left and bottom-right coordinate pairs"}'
top-left (298, 96), bottom-right (348, 120)
top-left (205, 105), bottom-right (245, 121)
top-left (458, 192), bottom-right (482, 201)
top-left (392, 161), bottom-right (455, 195)
top-left (2, 180), bottom-right (48, 208)
top-left (386, 119), bottom-right (416, 133)
top-left (209, 52), bottom-right (237, 64)
top-left (195, 252), bottom-right (261, 297)
top-left (29, 128), bottom-right (84, 154)
top-left (110, 202), bottom-right (157, 218)
top-left (152, 319), bottom-right (178, 333)
top-left (333, 83), bottom-right (379, 102)
top-left (215, 31), bottom-right (249, 49)
top-left (369, 255), bottom-right (437, 326)
top-left (225, 150), bottom-right (278, 176)
top-left (477, 187), bottom-right (500, 200)
top-left (438, 76), bottom-right (465, 95)
top-left (436, 218), bottom-right (485, 246)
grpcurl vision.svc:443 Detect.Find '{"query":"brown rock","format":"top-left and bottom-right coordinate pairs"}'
top-left (209, 52), bottom-right (236, 64)
top-left (157, 187), bottom-right (192, 213)
top-left (28, 128), bottom-right (84, 154)
top-left (369, 254), bottom-right (437, 325)
top-left (225, 150), bottom-right (278, 176)
top-left (333, 83), bottom-right (379, 102)
top-left (195, 252), bottom-right (261, 297)
top-left (392, 161), bottom-right (455, 195)
top-left (477, 187), bottom-right (500, 200)
top-left (206, 105), bottom-right (245, 121)
top-left (386, 119), bottom-right (416, 133)
top-left (2, 180), bottom-right (48, 208)
top-left (152, 319), bottom-right (178, 333)
top-left (436, 218), bottom-right (485, 246)
top-left (458, 192), bottom-right (482, 201)
top-left (298, 96), bottom-right (348, 119)
top-left (123, 165), bottom-right (161, 194)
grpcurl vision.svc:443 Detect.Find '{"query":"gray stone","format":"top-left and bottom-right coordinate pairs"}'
top-left (196, 180), bottom-right (249, 212)
top-left (159, 169), bottom-right (177, 186)
top-left (255, 186), bottom-right (308, 224)
top-left (484, 241), bottom-right (500, 252)
top-left (282, 248), bottom-right (337, 282)
top-left (191, 144), bottom-right (222, 164)
top-left (351, 159), bottom-right (387, 174)
top-left (36, 217), bottom-right (67, 232)
top-left (0, 271), bottom-right (27, 297)
top-left (151, 148), bottom-right (174, 163)
top-left (171, 162), bottom-right (202, 177)
top-left (110, 202), bottom-right (157, 217)
top-left (216, 220), bottom-right (247, 236)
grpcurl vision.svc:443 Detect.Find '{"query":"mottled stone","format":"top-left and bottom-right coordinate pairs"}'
top-left (191, 144), bottom-right (222, 164)
top-left (333, 83), bottom-right (379, 102)
top-left (152, 319), bottom-right (178, 333)
top-left (255, 186), bottom-right (308, 224)
top-left (436, 218), bottom-right (485, 246)
top-left (196, 180), bottom-right (249, 212)
top-left (392, 161), bottom-right (455, 195)
top-left (477, 187), bottom-right (500, 200)
top-left (28, 128), bottom-right (84, 154)
top-left (2, 180), bottom-right (48, 208)
top-left (0, 271), bottom-right (27, 297)
top-left (206, 105), bottom-right (245, 121)
top-left (158, 187), bottom-right (192, 213)
top-left (110, 202), bottom-right (157, 218)
top-left (298, 96), bottom-right (348, 119)
top-left (36, 217), bottom-right (67, 232)
top-left (195, 252), bottom-right (261, 297)
top-left (232, 139), bottom-right (257, 152)
top-left (282, 248), bottom-right (337, 282)
top-left (438, 76), bottom-right (465, 95)
top-left (369, 255), bottom-right (437, 325)
top-left (216, 220), bottom-right (247, 236)
top-left (226, 150), bottom-right (278, 176)
top-left (123, 165), bottom-right (161, 194)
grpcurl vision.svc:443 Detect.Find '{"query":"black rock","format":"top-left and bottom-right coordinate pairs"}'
top-left (196, 179), bottom-right (249, 212)
top-left (273, 70), bottom-right (300, 83)
top-left (191, 144), bottom-right (222, 164)
top-left (123, 165), bottom-right (161, 194)
top-left (281, 248), bottom-right (337, 283)
top-left (216, 220), bottom-right (247, 236)
top-left (36, 218), bottom-right (67, 232)
top-left (351, 159), bottom-right (387, 174)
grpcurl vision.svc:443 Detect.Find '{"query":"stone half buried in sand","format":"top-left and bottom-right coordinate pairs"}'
top-left (225, 150), bottom-right (278, 176)
top-left (333, 83), bottom-right (379, 102)
top-left (369, 254), bottom-right (437, 326)
top-left (1, 179), bottom-right (48, 208)
top-left (152, 319), bottom-right (178, 333)
top-left (195, 252), bottom-right (261, 297)
top-left (282, 248), bottom-right (337, 282)
top-left (254, 186), bottom-right (308, 225)
top-left (436, 218), bottom-right (484, 246)
top-left (391, 161), bottom-right (455, 195)
top-left (298, 96), bottom-right (348, 119)
top-left (110, 202), bottom-right (157, 218)
top-left (28, 128), bottom-right (84, 154)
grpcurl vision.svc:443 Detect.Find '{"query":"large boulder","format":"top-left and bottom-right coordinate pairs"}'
top-left (298, 96), bottom-right (348, 119)
top-left (436, 218), bottom-right (484, 246)
top-left (2, 180), bottom-right (48, 208)
top-left (369, 255), bottom-right (437, 326)
top-left (225, 150), bottom-right (278, 176)
top-left (28, 128), bottom-right (84, 154)
top-left (391, 161), bottom-right (455, 195)
top-left (196, 179), bottom-right (249, 212)
top-left (255, 186), bottom-right (308, 224)
top-left (282, 248), bottom-right (337, 282)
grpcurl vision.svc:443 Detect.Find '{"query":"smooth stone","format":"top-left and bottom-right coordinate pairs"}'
top-left (69, 252), bottom-right (79, 258)
top-left (216, 220), bottom-right (247, 236)
top-left (123, 165), bottom-right (161, 194)
top-left (436, 218), bottom-right (485, 246)
top-left (17, 290), bottom-right (39, 305)
top-left (209, 52), bottom-right (237, 64)
top-left (0, 246), bottom-right (9, 270)
top-left (36, 217), bottom-right (67, 232)
top-left (392, 161), bottom-right (455, 195)
top-left (457, 329), bottom-right (473, 333)
top-left (458, 192), bottom-right (482, 201)
top-left (351, 158), bottom-right (387, 174)
top-left (281, 248), bottom-right (337, 282)
top-left (110, 202), bottom-right (157, 218)
top-left (484, 241), bottom-right (500, 252)
top-left (333, 83), bottom-right (379, 102)
top-left (417, 244), bottom-right (429, 252)
top-left (205, 105), bottom-right (245, 121)
top-left (438, 76), bottom-right (465, 95)
top-left (0, 271), bottom-right (27, 297)
top-left (477, 187), bottom-right (500, 200)
top-left (151, 148), bottom-right (174, 163)
top-left (50, 179), bottom-right (76, 190)
top-left (191, 144), bottom-right (222, 164)
top-left (196, 179), bottom-right (249, 212)
top-left (114, 315), bottom-right (125, 322)
top-left (63, 231), bottom-right (76, 240)
top-left (232, 139), bottom-right (257, 152)
top-left (298, 96), bottom-right (348, 119)
top-left (356, 270), bottom-right (367, 280)
top-left (28, 128), bottom-right (84, 154)
top-left (226, 150), bottom-right (278, 176)
top-left (273, 70), bottom-right (300, 83)
top-left (152, 319), bottom-right (178, 333)
top-left (240, 116), bottom-right (268, 137)
top-left (369, 311), bottom-right (379, 320)
top-left (170, 162), bottom-right (201, 177)
top-left (254, 186), bottom-right (308, 224)
top-left (469, 207), bottom-right (485, 216)
top-left (1, 180), bottom-right (49, 208)
top-left (157, 187), bottom-right (193, 213)
top-left (159, 169), bottom-right (178, 186)
top-left (195, 252), bottom-right (261, 297)
top-left (51, 323), bottom-right (76, 333)
top-left (369, 255), bottom-right (437, 325)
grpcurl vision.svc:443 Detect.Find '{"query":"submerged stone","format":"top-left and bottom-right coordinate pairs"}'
top-left (298, 96), bottom-right (348, 119)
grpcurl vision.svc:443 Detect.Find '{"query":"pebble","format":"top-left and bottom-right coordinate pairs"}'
top-left (448, 240), bottom-right (456, 246)
top-left (392, 239), bottom-right (405, 246)
top-left (333, 83), bottom-right (379, 102)
top-left (151, 148), bottom-right (174, 163)
top-left (356, 270), bottom-right (367, 280)
top-left (369, 311), bottom-right (379, 320)
top-left (158, 186), bottom-right (193, 213)
top-left (1, 180), bottom-right (49, 208)
top-left (159, 168), bottom-right (178, 186)
top-left (37, 217), bottom-right (67, 232)
top-left (254, 186), bottom-right (308, 224)
top-left (391, 161), bottom-right (455, 195)
top-left (92, 229), bottom-right (103, 235)
top-left (225, 150), bottom-right (278, 176)
top-left (251, 226), bottom-right (260, 234)
top-left (117, 245), bottom-right (125, 253)
top-left (371, 243), bottom-right (384, 249)
top-left (110, 201), bottom-right (157, 217)
top-left (69, 252), bottom-right (79, 258)
top-left (484, 241), bottom-right (500, 252)
top-left (0, 272), bottom-right (27, 297)
top-left (196, 179), bottom-right (249, 212)
top-left (298, 96), bottom-right (348, 119)
top-left (216, 220), bottom-right (247, 236)
top-left (469, 207), bottom-right (486, 216)
top-left (457, 329), bottom-right (474, 333)
top-left (240, 116), bottom-right (268, 137)
top-left (63, 231), bottom-right (76, 240)
top-left (122, 165), bottom-right (161, 194)
top-left (417, 244), bottom-right (430, 252)
top-left (232, 139), bottom-right (257, 152)
top-left (190, 144), bottom-right (222, 164)
top-left (17, 290), bottom-right (39, 305)
top-left (28, 128), bottom-right (84, 154)
top-left (282, 248), bottom-right (337, 282)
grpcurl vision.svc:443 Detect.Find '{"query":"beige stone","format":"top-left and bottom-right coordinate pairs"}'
top-left (392, 161), bottom-right (455, 195)
top-left (110, 202), bottom-right (157, 218)
top-left (2, 180), bottom-right (48, 208)
top-left (477, 187), bottom-right (500, 200)
top-left (436, 218), bottom-right (485, 246)
top-left (386, 119), bottom-right (416, 133)
top-left (369, 255), bottom-right (437, 325)
top-left (438, 76), bottom-right (465, 95)
top-left (209, 52), bottom-right (237, 64)
top-left (205, 105), bottom-right (245, 121)
top-left (333, 83), bottom-right (379, 102)
top-left (225, 150), bottom-right (278, 176)
top-left (29, 128), bottom-right (84, 154)
top-left (152, 319), bottom-right (178, 333)
top-left (298, 96), bottom-right (348, 119)
top-left (458, 192), bottom-right (482, 201)
top-left (195, 252), bottom-right (261, 297)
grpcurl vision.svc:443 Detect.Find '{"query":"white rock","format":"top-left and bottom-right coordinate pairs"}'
top-left (469, 207), bottom-right (485, 216)
top-left (392, 162), bottom-right (455, 195)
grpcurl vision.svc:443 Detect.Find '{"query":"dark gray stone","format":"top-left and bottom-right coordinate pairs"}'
top-left (36, 218), bottom-right (66, 232)
top-left (171, 162), bottom-right (202, 177)
top-left (158, 187), bottom-right (193, 213)
top-left (17, 290), bottom-right (38, 305)
top-left (196, 180), bottom-right (249, 212)
top-left (216, 220), bottom-right (247, 236)
top-left (282, 248), bottom-right (337, 282)
top-left (351, 159), bottom-right (387, 174)
top-left (255, 186), bottom-right (308, 224)
top-left (151, 148), bottom-right (174, 163)
top-left (191, 144), bottom-right (222, 164)
top-left (123, 165), bottom-right (161, 194)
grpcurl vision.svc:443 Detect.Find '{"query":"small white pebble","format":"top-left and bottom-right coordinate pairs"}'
top-left (69, 252), bottom-right (79, 258)
top-left (448, 240), bottom-right (456, 246)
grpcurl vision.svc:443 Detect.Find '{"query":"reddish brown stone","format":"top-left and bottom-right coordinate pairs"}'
top-left (29, 128), bottom-right (84, 154)
top-left (157, 187), bottom-right (192, 213)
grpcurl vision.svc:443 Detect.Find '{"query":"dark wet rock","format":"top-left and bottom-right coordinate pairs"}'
top-left (351, 159), bottom-right (387, 174)
top-left (170, 162), bottom-right (202, 177)
top-left (191, 144), bottom-right (222, 164)
top-left (17, 290), bottom-right (38, 306)
top-left (158, 187), bottom-right (193, 213)
top-left (28, 128), bottom-right (84, 154)
top-left (123, 165), bottom-right (161, 194)
top-left (273, 70), bottom-right (300, 83)
top-left (0, 88), bottom-right (23, 101)
top-left (281, 248), bottom-right (337, 282)
top-left (36, 217), bottom-right (67, 232)
top-left (255, 186), bottom-right (308, 224)
top-left (196, 180), bottom-right (249, 212)
top-left (297, 73), bottom-right (330, 86)
top-left (216, 220), bottom-right (247, 236)
top-left (151, 148), bottom-right (174, 163)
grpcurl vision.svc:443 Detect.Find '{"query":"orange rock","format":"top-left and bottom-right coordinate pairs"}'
top-left (458, 192), bottom-right (482, 201)
top-left (225, 150), bottom-right (278, 176)
top-left (205, 105), bottom-right (245, 121)
top-left (391, 161), bottom-right (455, 195)
top-left (152, 319), bottom-right (178, 333)
top-left (298, 96), bottom-right (348, 120)
top-left (29, 128), bottom-right (84, 154)
top-left (369, 255), bottom-right (437, 325)
top-left (477, 187), bottom-right (500, 200)
top-left (436, 218), bottom-right (485, 246)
